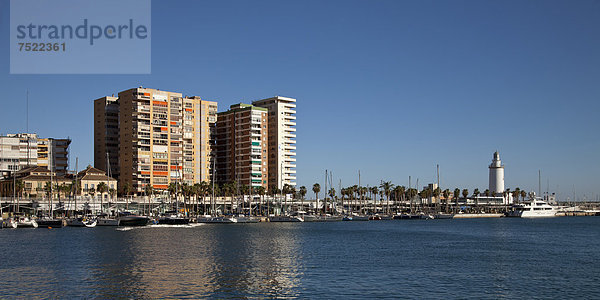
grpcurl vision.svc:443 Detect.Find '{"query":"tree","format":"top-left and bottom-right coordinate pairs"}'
top-left (255, 186), bottom-right (266, 216)
top-left (473, 188), bottom-right (480, 209)
top-left (520, 190), bottom-right (527, 202)
top-left (122, 182), bottom-right (131, 197)
top-left (513, 187), bottom-right (521, 204)
top-left (454, 188), bottom-right (460, 209)
top-left (393, 185), bottom-right (405, 213)
top-left (312, 183), bottom-right (321, 213)
top-left (97, 182), bottom-right (108, 213)
top-left (462, 189), bottom-right (469, 199)
top-left (379, 181), bottom-right (393, 215)
top-left (328, 188), bottom-right (336, 213)
top-left (299, 186), bottom-right (307, 212)
top-left (15, 180), bottom-right (24, 199)
top-left (442, 189), bottom-right (450, 212)
top-left (370, 187), bottom-right (378, 214)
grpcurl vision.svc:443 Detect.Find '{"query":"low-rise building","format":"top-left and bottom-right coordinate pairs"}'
top-left (0, 166), bottom-right (70, 199)
top-left (75, 166), bottom-right (117, 202)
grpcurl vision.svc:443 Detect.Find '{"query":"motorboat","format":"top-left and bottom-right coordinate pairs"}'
top-left (67, 216), bottom-right (97, 227)
top-left (369, 215), bottom-right (381, 221)
top-left (506, 199), bottom-right (559, 218)
top-left (117, 213), bottom-right (150, 226)
top-left (158, 213), bottom-right (190, 225)
top-left (16, 216), bottom-right (38, 228)
top-left (1, 217), bottom-right (18, 228)
top-left (196, 215), bottom-right (236, 223)
top-left (231, 216), bottom-right (259, 223)
top-left (342, 214), bottom-right (369, 221)
top-left (96, 213), bottom-right (119, 226)
top-left (97, 218), bottom-right (119, 226)
top-left (434, 213), bottom-right (454, 219)
top-left (35, 217), bottom-right (66, 228)
top-left (268, 215), bottom-right (304, 222)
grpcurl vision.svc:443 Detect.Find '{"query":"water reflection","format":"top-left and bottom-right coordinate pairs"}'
top-left (81, 224), bottom-right (305, 298)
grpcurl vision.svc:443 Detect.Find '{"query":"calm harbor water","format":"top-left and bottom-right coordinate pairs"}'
top-left (1, 217), bottom-right (599, 299)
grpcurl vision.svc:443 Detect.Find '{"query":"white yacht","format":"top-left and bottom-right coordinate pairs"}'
top-left (507, 199), bottom-right (559, 218)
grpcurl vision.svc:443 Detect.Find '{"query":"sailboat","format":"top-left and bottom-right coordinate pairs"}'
top-left (97, 153), bottom-right (119, 226)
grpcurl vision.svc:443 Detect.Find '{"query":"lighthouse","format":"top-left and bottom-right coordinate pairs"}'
top-left (489, 151), bottom-right (504, 195)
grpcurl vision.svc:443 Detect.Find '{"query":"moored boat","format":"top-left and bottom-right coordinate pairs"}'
top-left (67, 216), bottom-right (97, 227)
top-left (16, 216), bottom-right (38, 228)
top-left (232, 216), bottom-right (260, 223)
top-left (36, 218), bottom-right (66, 228)
top-left (1, 217), bottom-right (18, 228)
top-left (115, 212), bottom-right (149, 226)
top-left (506, 199), bottom-right (559, 218)
top-left (196, 216), bottom-right (236, 223)
top-left (268, 215), bottom-right (304, 222)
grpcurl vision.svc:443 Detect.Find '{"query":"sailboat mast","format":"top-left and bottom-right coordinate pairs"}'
top-left (538, 170), bottom-right (541, 198)
top-left (50, 148), bottom-right (53, 217)
top-left (324, 169), bottom-right (327, 214)
top-left (75, 157), bottom-right (78, 216)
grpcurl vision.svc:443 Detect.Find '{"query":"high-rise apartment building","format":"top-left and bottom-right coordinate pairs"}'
top-left (94, 96), bottom-right (119, 179)
top-left (215, 104), bottom-right (269, 189)
top-left (37, 138), bottom-right (71, 177)
top-left (252, 96), bottom-right (296, 189)
top-left (0, 133), bottom-right (38, 178)
top-left (94, 87), bottom-right (217, 194)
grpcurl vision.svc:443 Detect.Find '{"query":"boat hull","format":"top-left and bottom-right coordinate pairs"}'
top-left (158, 217), bottom-right (190, 225)
top-left (196, 216), bottom-right (235, 223)
top-left (67, 218), bottom-right (97, 227)
top-left (118, 216), bottom-right (150, 226)
top-left (269, 216), bottom-right (303, 222)
top-left (17, 219), bottom-right (38, 228)
top-left (36, 219), bottom-right (66, 228)
top-left (97, 218), bottom-right (119, 226)
top-left (1, 218), bottom-right (18, 228)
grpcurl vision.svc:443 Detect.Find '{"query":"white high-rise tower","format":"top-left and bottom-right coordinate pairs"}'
top-left (489, 151), bottom-right (504, 195)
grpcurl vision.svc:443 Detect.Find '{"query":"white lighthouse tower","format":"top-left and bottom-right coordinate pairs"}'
top-left (489, 151), bottom-right (504, 195)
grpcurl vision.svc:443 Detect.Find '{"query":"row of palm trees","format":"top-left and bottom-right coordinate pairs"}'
top-left (311, 181), bottom-right (530, 214)
top-left (135, 181), bottom-right (310, 215)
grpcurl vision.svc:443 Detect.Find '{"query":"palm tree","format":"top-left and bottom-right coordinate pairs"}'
top-left (97, 182), bottom-right (107, 212)
top-left (122, 182), bottom-right (131, 197)
top-left (282, 184), bottom-right (293, 214)
top-left (299, 186), bottom-right (307, 212)
top-left (514, 187), bottom-right (521, 204)
top-left (253, 186), bottom-right (264, 216)
top-left (473, 188), bottom-right (480, 210)
top-left (15, 179), bottom-right (24, 200)
top-left (145, 184), bottom-right (154, 214)
top-left (328, 188), bottom-right (336, 214)
top-left (442, 189), bottom-right (450, 213)
top-left (454, 188), bottom-right (460, 211)
top-left (462, 189), bottom-right (469, 200)
top-left (370, 186), bottom-right (378, 214)
top-left (312, 183), bottom-right (321, 213)
top-left (520, 190), bottom-right (527, 202)
top-left (379, 181), bottom-right (393, 215)
top-left (391, 186), bottom-right (405, 214)
top-left (269, 185), bottom-right (280, 215)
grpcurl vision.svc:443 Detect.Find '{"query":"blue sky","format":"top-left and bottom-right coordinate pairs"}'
top-left (1, 0), bottom-right (599, 200)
